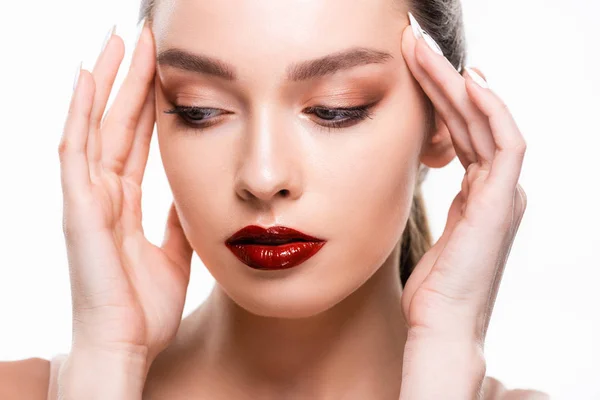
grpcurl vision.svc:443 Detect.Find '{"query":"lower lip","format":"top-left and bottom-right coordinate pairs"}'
top-left (226, 242), bottom-right (326, 270)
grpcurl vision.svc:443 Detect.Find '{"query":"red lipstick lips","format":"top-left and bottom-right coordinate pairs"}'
top-left (225, 225), bottom-right (326, 270)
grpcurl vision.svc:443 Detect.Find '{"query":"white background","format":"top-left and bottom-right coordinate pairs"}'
top-left (0, 0), bottom-right (598, 398)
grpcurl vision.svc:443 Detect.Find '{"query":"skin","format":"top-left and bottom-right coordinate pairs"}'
top-left (0, 0), bottom-right (545, 399)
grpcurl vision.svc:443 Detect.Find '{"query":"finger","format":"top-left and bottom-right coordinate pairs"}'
top-left (86, 30), bottom-right (126, 168)
top-left (401, 191), bottom-right (465, 315)
top-left (59, 68), bottom-right (95, 200)
top-left (89, 26), bottom-right (123, 129)
top-left (401, 25), bottom-right (476, 169)
top-left (412, 38), bottom-right (497, 165)
top-left (481, 185), bottom-right (527, 337)
top-left (101, 21), bottom-right (157, 175)
top-left (468, 67), bottom-right (487, 82)
top-left (429, 216), bottom-right (512, 313)
top-left (161, 202), bottom-right (194, 279)
top-left (122, 81), bottom-right (156, 186)
top-left (429, 183), bottom-right (525, 309)
top-left (464, 75), bottom-right (527, 194)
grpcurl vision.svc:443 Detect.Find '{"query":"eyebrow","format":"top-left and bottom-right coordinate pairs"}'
top-left (157, 47), bottom-right (394, 82)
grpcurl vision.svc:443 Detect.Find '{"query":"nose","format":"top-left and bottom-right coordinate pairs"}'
top-left (234, 109), bottom-right (303, 206)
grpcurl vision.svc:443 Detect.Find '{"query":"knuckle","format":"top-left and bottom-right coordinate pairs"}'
top-left (61, 214), bottom-right (79, 241)
top-left (61, 215), bottom-right (73, 238)
top-left (502, 138), bottom-right (527, 158)
top-left (512, 138), bottom-right (527, 155)
top-left (466, 118), bottom-right (482, 137)
top-left (61, 211), bottom-right (87, 242)
top-left (118, 113), bottom-right (139, 133)
top-left (103, 158), bottom-right (126, 175)
top-left (495, 99), bottom-right (511, 116)
top-left (61, 194), bottom-right (94, 236)
top-left (58, 137), bottom-right (71, 157)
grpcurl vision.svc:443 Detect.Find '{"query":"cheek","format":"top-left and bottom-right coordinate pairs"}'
top-left (156, 90), bottom-right (235, 217)
top-left (309, 114), bottom-right (423, 274)
top-left (327, 148), bottom-right (415, 234)
top-left (156, 122), bottom-right (235, 250)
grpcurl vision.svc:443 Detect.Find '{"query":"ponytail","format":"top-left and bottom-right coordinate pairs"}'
top-left (399, 165), bottom-right (433, 288)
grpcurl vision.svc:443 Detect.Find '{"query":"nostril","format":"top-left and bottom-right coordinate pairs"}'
top-left (279, 189), bottom-right (290, 197)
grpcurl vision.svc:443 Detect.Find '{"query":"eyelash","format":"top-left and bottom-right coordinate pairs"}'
top-left (163, 102), bottom-right (376, 132)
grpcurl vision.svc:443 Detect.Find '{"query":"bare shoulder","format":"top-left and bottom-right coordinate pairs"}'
top-left (0, 358), bottom-right (50, 399)
top-left (483, 376), bottom-right (551, 400)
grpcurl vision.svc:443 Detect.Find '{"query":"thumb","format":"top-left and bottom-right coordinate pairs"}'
top-left (161, 202), bottom-right (194, 277)
top-left (401, 191), bottom-right (465, 311)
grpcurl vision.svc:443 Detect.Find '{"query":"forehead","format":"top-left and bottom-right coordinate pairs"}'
top-left (152, 0), bottom-right (405, 72)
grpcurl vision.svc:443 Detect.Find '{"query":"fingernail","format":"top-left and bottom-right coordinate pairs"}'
top-left (408, 12), bottom-right (423, 40)
top-left (465, 67), bottom-right (489, 89)
top-left (73, 61), bottom-right (82, 92)
top-left (407, 11), bottom-right (444, 57)
top-left (135, 17), bottom-right (147, 47)
top-left (100, 24), bottom-right (116, 54)
top-left (94, 25), bottom-right (116, 69)
top-left (422, 31), bottom-right (444, 56)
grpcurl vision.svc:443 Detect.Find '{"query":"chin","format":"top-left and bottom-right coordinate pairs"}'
top-left (224, 286), bottom-right (349, 319)
top-left (205, 246), bottom-right (385, 320)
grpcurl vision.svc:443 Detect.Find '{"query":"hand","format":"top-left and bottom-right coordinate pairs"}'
top-left (59, 22), bottom-right (193, 370)
top-left (398, 16), bottom-right (527, 399)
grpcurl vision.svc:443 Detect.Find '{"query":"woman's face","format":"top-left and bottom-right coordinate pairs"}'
top-left (153, 0), bottom-right (438, 318)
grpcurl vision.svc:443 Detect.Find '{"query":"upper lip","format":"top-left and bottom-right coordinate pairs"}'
top-left (225, 225), bottom-right (325, 245)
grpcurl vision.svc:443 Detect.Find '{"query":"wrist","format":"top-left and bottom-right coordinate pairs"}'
top-left (58, 346), bottom-right (150, 400)
top-left (400, 333), bottom-right (486, 400)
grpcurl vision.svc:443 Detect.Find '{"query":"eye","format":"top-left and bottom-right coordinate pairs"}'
top-left (163, 105), bottom-right (227, 129)
top-left (304, 103), bottom-right (376, 131)
top-left (164, 102), bottom-right (378, 132)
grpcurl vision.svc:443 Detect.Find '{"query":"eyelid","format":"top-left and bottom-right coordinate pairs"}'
top-left (303, 101), bottom-right (378, 131)
top-left (306, 103), bottom-right (373, 112)
top-left (164, 99), bottom-right (379, 132)
top-left (309, 95), bottom-right (381, 108)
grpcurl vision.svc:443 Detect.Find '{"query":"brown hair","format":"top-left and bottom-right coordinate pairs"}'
top-left (138, 0), bottom-right (467, 288)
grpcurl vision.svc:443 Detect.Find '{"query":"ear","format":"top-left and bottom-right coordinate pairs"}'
top-left (419, 110), bottom-right (456, 169)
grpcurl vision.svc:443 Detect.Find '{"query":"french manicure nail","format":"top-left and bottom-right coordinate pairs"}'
top-left (135, 17), bottom-right (147, 47)
top-left (422, 31), bottom-right (444, 56)
top-left (465, 67), bottom-right (489, 89)
top-left (407, 11), bottom-right (444, 56)
top-left (100, 24), bottom-right (116, 54)
top-left (408, 12), bottom-right (423, 40)
top-left (73, 61), bottom-right (82, 92)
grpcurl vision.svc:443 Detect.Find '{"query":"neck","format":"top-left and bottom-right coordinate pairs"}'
top-left (183, 244), bottom-right (407, 398)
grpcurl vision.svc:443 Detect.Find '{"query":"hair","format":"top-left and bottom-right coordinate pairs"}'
top-left (138, 0), bottom-right (467, 288)
top-left (398, 0), bottom-right (466, 287)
